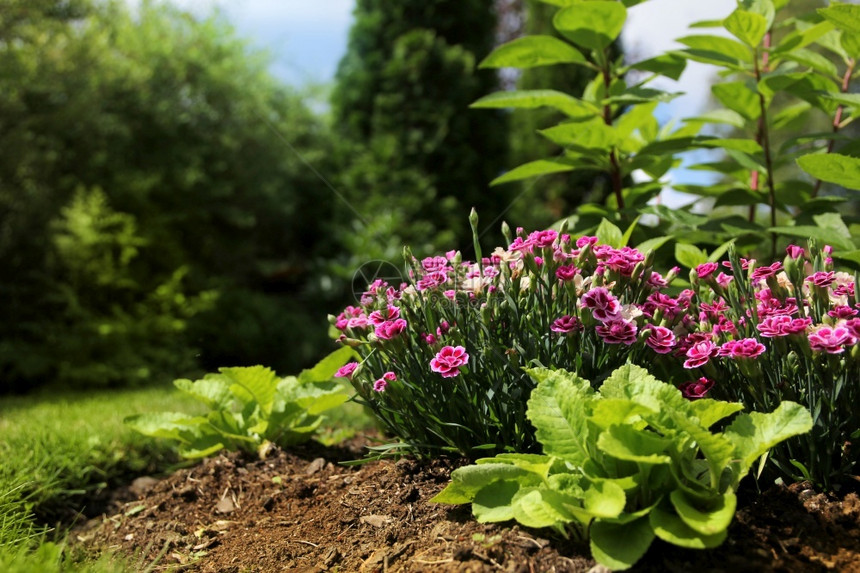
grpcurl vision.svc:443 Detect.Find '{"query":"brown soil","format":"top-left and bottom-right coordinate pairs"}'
top-left (75, 436), bottom-right (860, 572)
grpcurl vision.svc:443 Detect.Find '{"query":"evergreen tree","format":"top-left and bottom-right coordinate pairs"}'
top-left (331, 0), bottom-right (511, 257)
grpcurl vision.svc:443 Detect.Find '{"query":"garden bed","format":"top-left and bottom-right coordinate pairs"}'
top-left (76, 437), bottom-right (860, 572)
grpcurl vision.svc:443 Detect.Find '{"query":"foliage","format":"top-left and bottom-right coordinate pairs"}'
top-left (330, 0), bottom-right (511, 260)
top-left (0, 0), bottom-right (336, 391)
top-left (680, 242), bottom-right (860, 487)
top-left (479, 0), bottom-right (859, 265)
top-left (431, 364), bottom-right (811, 570)
top-left (333, 217), bottom-right (692, 456)
top-left (125, 348), bottom-right (356, 458)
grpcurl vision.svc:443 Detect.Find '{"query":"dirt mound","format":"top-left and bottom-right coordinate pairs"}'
top-left (75, 438), bottom-right (860, 572)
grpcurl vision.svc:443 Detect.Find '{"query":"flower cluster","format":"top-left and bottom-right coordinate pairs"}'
top-left (331, 231), bottom-right (860, 484)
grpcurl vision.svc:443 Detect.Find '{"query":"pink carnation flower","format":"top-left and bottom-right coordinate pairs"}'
top-left (576, 235), bottom-right (599, 249)
top-left (757, 315), bottom-right (812, 337)
top-left (581, 287), bottom-right (621, 322)
top-left (786, 244), bottom-right (805, 259)
top-left (375, 318), bottom-right (407, 340)
top-left (368, 305), bottom-right (401, 326)
top-left (595, 319), bottom-right (638, 345)
top-left (373, 371), bottom-right (396, 392)
top-left (683, 340), bottom-right (718, 369)
top-left (430, 345), bottom-right (469, 378)
top-left (696, 262), bottom-right (719, 279)
top-left (334, 362), bottom-right (358, 380)
top-left (717, 338), bottom-right (766, 359)
top-left (551, 315), bottom-right (583, 334)
top-left (555, 265), bottom-right (580, 282)
top-left (645, 326), bottom-right (676, 354)
top-left (679, 377), bottom-right (714, 400)
top-left (806, 271), bottom-right (835, 288)
top-left (808, 326), bottom-right (857, 354)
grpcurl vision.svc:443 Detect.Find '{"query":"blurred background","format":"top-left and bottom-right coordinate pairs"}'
top-left (0, 0), bottom-right (828, 394)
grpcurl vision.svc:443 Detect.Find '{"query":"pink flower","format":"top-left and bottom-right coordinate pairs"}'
top-left (696, 262), bottom-right (719, 279)
top-left (642, 292), bottom-right (680, 320)
top-left (375, 319), bottom-right (407, 340)
top-left (422, 256), bottom-right (449, 272)
top-left (751, 262), bottom-right (783, 282)
top-left (373, 371), bottom-right (396, 392)
top-left (368, 305), bottom-right (401, 326)
top-left (683, 340), bottom-right (718, 369)
top-left (416, 271), bottom-right (448, 291)
top-left (786, 244), bottom-right (805, 259)
top-left (430, 345), bottom-right (469, 378)
top-left (556, 265), bottom-right (580, 281)
top-left (509, 236), bottom-right (535, 254)
top-left (335, 362), bottom-right (359, 380)
top-left (679, 377), bottom-right (714, 400)
top-left (716, 272), bottom-right (734, 289)
top-left (717, 338), bottom-right (766, 359)
top-left (595, 319), bottom-right (638, 345)
top-left (534, 256), bottom-right (544, 266)
top-left (603, 247), bottom-right (645, 276)
top-left (581, 287), bottom-right (622, 322)
top-left (551, 315), bottom-right (583, 334)
top-left (806, 271), bottom-right (835, 288)
top-left (645, 326), bottom-right (676, 354)
top-left (576, 236), bottom-right (599, 249)
top-left (828, 305), bottom-right (858, 320)
top-left (808, 326), bottom-right (857, 354)
top-left (528, 229), bottom-right (558, 248)
top-left (646, 271), bottom-right (668, 289)
top-left (757, 315), bottom-right (812, 337)
top-left (845, 318), bottom-right (860, 339)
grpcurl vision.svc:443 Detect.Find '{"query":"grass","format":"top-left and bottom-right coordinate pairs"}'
top-left (0, 381), bottom-right (376, 571)
top-left (0, 385), bottom-right (203, 570)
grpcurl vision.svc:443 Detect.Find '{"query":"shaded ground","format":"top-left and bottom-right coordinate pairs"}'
top-left (75, 437), bottom-right (860, 572)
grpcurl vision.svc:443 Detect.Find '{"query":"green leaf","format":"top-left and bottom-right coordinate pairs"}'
top-left (526, 367), bottom-right (595, 466)
top-left (675, 243), bottom-right (708, 269)
top-left (298, 347), bottom-right (356, 384)
top-left (540, 118), bottom-right (617, 151)
top-left (700, 138), bottom-right (762, 154)
top-left (686, 108), bottom-right (747, 128)
top-left (430, 463), bottom-right (542, 505)
top-left (583, 480), bottom-right (627, 519)
top-left (781, 49), bottom-right (838, 78)
top-left (124, 411), bottom-right (198, 442)
top-left (670, 490), bottom-right (737, 536)
top-left (636, 235), bottom-right (671, 255)
top-left (472, 90), bottom-right (598, 118)
top-left (676, 35), bottom-right (752, 66)
top-left (824, 93), bottom-right (860, 108)
top-left (472, 480), bottom-right (521, 523)
top-left (174, 376), bottom-right (232, 410)
top-left (179, 434), bottom-right (227, 459)
top-left (768, 224), bottom-right (854, 251)
top-left (597, 425), bottom-right (672, 465)
top-left (649, 503), bottom-right (728, 549)
top-left (595, 218), bottom-right (623, 248)
top-left (819, 3), bottom-right (860, 35)
top-left (724, 401), bottom-right (813, 481)
top-left (480, 35), bottom-right (587, 69)
top-left (604, 88), bottom-right (682, 105)
top-left (711, 81), bottom-right (760, 121)
top-left (590, 516), bottom-right (655, 571)
top-left (553, 2), bottom-right (627, 51)
top-left (690, 400), bottom-right (745, 428)
top-left (725, 9), bottom-right (769, 47)
top-left (511, 488), bottom-right (577, 530)
top-left (222, 366), bottom-right (279, 414)
top-left (598, 364), bottom-right (690, 428)
top-left (626, 53), bottom-right (687, 80)
top-left (478, 453), bottom-right (557, 479)
top-left (490, 159), bottom-right (577, 186)
top-left (773, 21), bottom-right (835, 54)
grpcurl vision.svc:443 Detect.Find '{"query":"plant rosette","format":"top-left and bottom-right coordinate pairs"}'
top-left (331, 225), bottom-right (700, 456)
top-left (431, 364), bottom-right (812, 571)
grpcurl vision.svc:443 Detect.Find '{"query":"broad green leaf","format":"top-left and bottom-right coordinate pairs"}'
top-left (759, 73), bottom-right (839, 112)
top-left (824, 93), bottom-right (860, 108)
top-left (725, 9), bottom-right (768, 47)
top-left (490, 159), bottom-right (577, 186)
top-left (511, 487), bottom-right (578, 529)
top-left (540, 118), bottom-right (617, 151)
top-left (711, 81), bottom-right (760, 120)
top-left (472, 90), bottom-right (597, 118)
top-left (472, 480), bottom-right (521, 523)
top-left (292, 385), bottom-right (350, 415)
top-left (590, 516), bottom-right (655, 571)
top-left (739, 0), bottom-right (775, 28)
top-left (686, 108), bottom-right (746, 128)
top-left (597, 425), bottom-right (672, 465)
top-left (124, 411), bottom-right (198, 442)
top-left (478, 453), bottom-right (557, 479)
top-left (690, 399), bottom-right (744, 428)
top-left (773, 21), bottom-right (835, 54)
top-left (770, 212), bottom-right (855, 251)
top-left (553, 2), bottom-right (627, 51)
top-left (603, 88), bottom-right (682, 105)
top-left (841, 31), bottom-right (860, 59)
top-left (676, 35), bottom-right (752, 65)
top-left (781, 49), bottom-right (838, 78)
top-left (583, 480), bottom-right (626, 518)
top-left (615, 103), bottom-right (658, 140)
top-left (675, 243), bottom-right (708, 269)
top-left (595, 218), bottom-right (623, 248)
top-left (707, 239), bottom-right (737, 263)
top-left (649, 503), bottom-right (728, 549)
top-left (625, 53), bottom-right (687, 80)
top-left (589, 400), bottom-right (653, 431)
top-left (179, 434), bottom-right (226, 459)
top-left (298, 347), bottom-right (356, 384)
top-left (526, 367), bottom-right (595, 465)
top-left (669, 412), bottom-right (736, 490)
top-left (222, 366), bottom-right (278, 414)
top-left (700, 138), bottom-right (762, 154)
top-left (174, 376), bottom-right (232, 410)
top-left (480, 35), bottom-right (587, 69)
top-left (771, 101), bottom-right (813, 130)
top-left (598, 364), bottom-right (690, 428)
top-left (670, 490), bottom-right (737, 536)
top-left (635, 235), bottom-right (672, 254)
top-left (430, 463), bottom-right (542, 504)
top-left (724, 401), bottom-right (813, 480)
top-left (819, 3), bottom-right (860, 35)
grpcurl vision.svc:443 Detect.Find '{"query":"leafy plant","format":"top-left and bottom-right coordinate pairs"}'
top-left (476, 0), bottom-right (859, 265)
top-left (431, 364), bottom-right (811, 571)
top-left (125, 348), bottom-right (355, 458)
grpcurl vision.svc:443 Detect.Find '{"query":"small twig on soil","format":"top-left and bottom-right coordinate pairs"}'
top-left (412, 558), bottom-right (454, 565)
top-left (516, 535), bottom-right (544, 549)
top-left (294, 540), bottom-right (320, 547)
